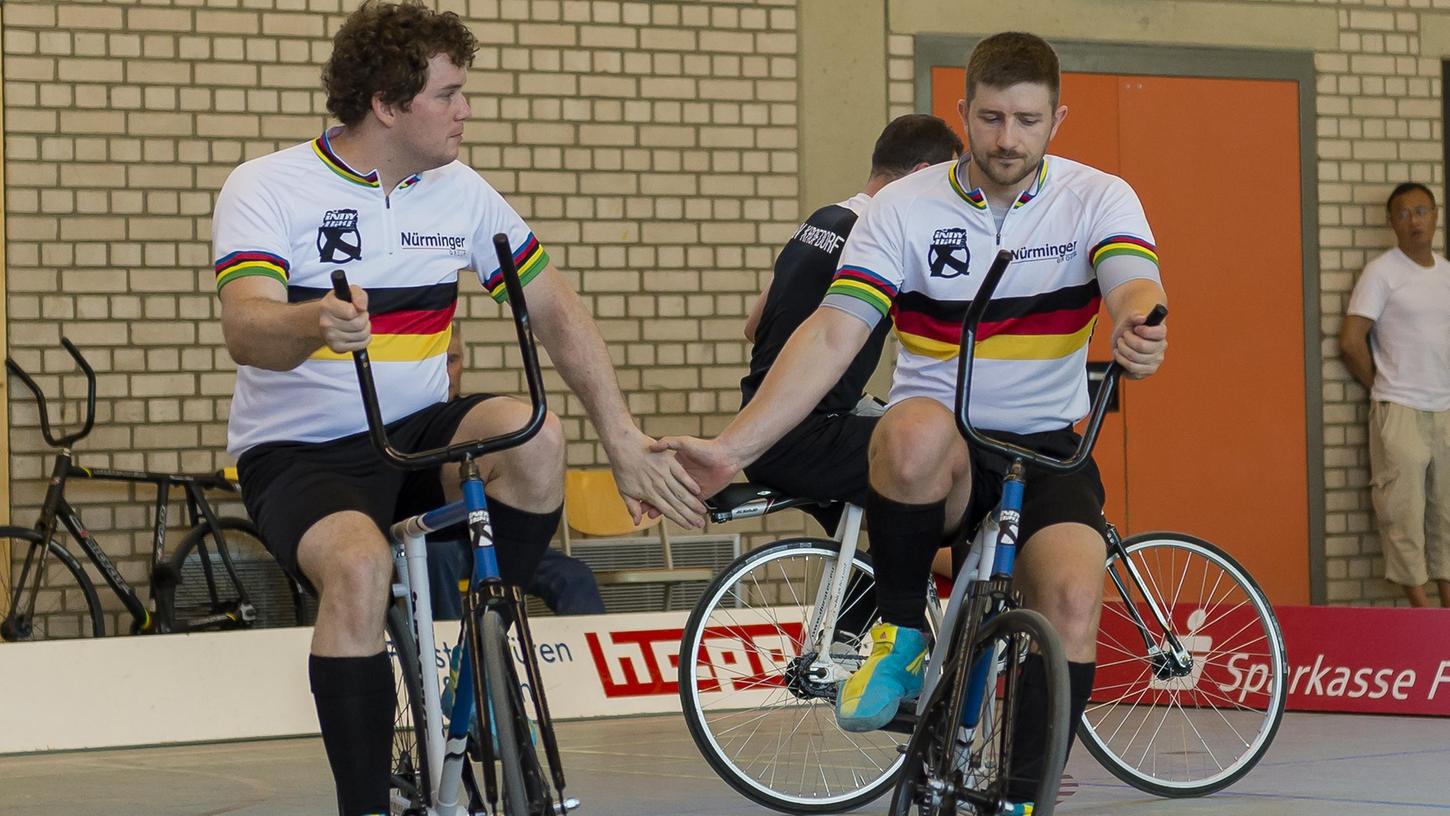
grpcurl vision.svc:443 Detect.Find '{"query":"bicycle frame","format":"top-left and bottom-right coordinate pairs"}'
top-left (5, 409), bottom-right (256, 636)
top-left (334, 233), bottom-right (568, 816)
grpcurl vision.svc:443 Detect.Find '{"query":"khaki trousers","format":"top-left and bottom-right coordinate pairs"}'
top-left (1368, 401), bottom-right (1450, 587)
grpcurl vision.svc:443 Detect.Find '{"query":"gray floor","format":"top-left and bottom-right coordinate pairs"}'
top-left (1, 712), bottom-right (1447, 815)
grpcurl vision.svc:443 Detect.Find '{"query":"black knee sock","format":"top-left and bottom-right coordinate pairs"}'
top-left (485, 498), bottom-right (561, 590)
top-left (1066, 660), bottom-right (1096, 761)
top-left (1006, 653), bottom-right (1048, 802)
top-left (1005, 657), bottom-right (1096, 802)
top-left (309, 652), bottom-right (393, 816)
top-left (865, 489), bottom-right (944, 629)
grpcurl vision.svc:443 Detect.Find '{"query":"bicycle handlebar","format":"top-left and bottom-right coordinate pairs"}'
top-left (330, 233), bottom-right (548, 470)
top-left (953, 248), bottom-right (1167, 473)
top-left (5, 337), bottom-right (98, 449)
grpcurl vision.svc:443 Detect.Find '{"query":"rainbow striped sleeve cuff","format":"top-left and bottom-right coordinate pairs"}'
top-left (215, 250), bottom-right (289, 292)
top-left (1090, 235), bottom-right (1158, 268)
top-left (484, 234), bottom-right (549, 303)
top-left (825, 265), bottom-right (899, 319)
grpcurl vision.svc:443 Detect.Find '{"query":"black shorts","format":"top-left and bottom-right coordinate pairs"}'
top-left (744, 410), bottom-right (877, 530)
top-left (236, 394), bottom-right (500, 583)
top-left (955, 426), bottom-right (1107, 565)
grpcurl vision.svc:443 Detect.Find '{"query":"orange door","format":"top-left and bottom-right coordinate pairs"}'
top-left (931, 69), bottom-right (1310, 605)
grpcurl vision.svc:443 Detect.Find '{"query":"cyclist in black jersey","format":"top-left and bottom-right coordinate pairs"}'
top-left (740, 114), bottom-right (962, 534)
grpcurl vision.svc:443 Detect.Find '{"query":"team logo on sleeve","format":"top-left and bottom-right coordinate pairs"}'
top-left (317, 209), bottom-right (362, 263)
top-left (928, 227), bottom-right (972, 278)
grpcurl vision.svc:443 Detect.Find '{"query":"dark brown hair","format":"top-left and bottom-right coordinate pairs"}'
top-left (323, 1), bottom-right (478, 127)
top-left (870, 114), bottom-right (963, 177)
top-left (965, 32), bottom-right (1060, 108)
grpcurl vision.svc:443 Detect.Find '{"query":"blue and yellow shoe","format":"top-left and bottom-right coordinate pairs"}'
top-left (1002, 802), bottom-right (1034, 815)
top-left (835, 622), bottom-right (928, 732)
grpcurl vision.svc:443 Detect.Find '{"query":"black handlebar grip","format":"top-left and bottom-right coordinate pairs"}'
top-left (1144, 304), bottom-right (1168, 327)
top-left (330, 269), bottom-right (352, 303)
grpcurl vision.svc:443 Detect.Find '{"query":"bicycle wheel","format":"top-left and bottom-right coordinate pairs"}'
top-left (163, 517), bottom-right (304, 630)
top-left (679, 537), bottom-right (898, 814)
top-left (892, 608), bottom-right (1070, 816)
top-left (386, 602), bottom-right (433, 813)
top-left (1, 526), bottom-right (105, 640)
top-left (481, 608), bottom-right (548, 816)
top-left (1080, 532), bottom-right (1287, 797)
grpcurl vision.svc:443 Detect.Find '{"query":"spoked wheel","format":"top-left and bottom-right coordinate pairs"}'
top-left (480, 608), bottom-right (554, 816)
top-left (1081, 532), bottom-right (1287, 797)
top-left (679, 537), bottom-right (902, 813)
top-left (385, 604), bottom-right (432, 814)
top-left (0, 527), bottom-right (105, 641)
top-left (162, 517), bottom-right (306, 630)
top-left (892, 608), bottom-right (1070, 816)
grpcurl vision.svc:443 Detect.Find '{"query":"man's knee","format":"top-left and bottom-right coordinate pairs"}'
top-left (299, 513), bottom-right (393, 603)
top-left (869, 402), bottom-right (966, 494)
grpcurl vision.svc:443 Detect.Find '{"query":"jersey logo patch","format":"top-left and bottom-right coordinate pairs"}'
top-left (318, 209), bottom-right (362, 263)
top-left (928, 227), bottom-right (971, 278)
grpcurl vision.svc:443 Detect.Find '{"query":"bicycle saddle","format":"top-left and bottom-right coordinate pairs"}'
top-left (706, 483), bottom-right (835, 523)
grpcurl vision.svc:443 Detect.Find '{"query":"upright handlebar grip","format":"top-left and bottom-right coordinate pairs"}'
top-left (1143, 304), bottom-right (1168, 327)
top-left (330, 269), bottom-right (352, 303)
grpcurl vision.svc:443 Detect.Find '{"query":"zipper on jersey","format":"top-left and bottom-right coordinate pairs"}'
top-left (383, 193), bottom-right (396, 256)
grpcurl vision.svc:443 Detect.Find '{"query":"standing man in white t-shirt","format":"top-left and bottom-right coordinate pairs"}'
top-left (1341, 182), bottom-right (1450, 608)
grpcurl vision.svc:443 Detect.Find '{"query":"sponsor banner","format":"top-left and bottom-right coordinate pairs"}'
top-left (6, 605), bottom-right (1446, 754)
top-left (424, 608), bottom-right (805, 719)
top-left (1095, 604), bottom-right (1450, 717)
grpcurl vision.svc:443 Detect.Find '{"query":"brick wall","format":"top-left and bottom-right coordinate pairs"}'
top-left (6, 0), bottom-right (1449, 623)
top-left (2, 0), bottom-right (809, 635)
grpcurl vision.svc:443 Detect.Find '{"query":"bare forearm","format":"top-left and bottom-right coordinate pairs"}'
top-left (718, 309), bottom-right (865, 466)
top-left (1339, 316), bottom-right (1377, 391)
top-left (531, 284), bottom-right (639, 447)
top-left (1104, 277), bottom-right (1166, 323)
top-left (222, 296), bottom-right (326, 371)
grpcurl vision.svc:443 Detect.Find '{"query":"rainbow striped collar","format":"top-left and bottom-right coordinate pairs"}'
top-left (948, 156), bottom-right (1050, 211)
top-left (310, 130), bottom-right (421, 191)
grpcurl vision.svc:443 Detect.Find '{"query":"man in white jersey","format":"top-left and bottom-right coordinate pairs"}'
top-left (1341, 182), bottom-right (1450, 608)
top-left (660, 32), bottom-right (1167, 808)
top-left (212, 4), bottom-right (702, 814)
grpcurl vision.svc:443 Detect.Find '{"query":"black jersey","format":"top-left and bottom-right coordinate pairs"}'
top-left (741, 194), bottom-right (890, 415)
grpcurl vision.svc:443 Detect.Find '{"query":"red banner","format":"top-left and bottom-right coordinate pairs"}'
top-left (1096, 604), bottom-right (1450, 717)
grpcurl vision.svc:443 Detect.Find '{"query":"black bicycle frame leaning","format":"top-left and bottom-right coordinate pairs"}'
top-left (3, 340), bottom-right (263, 638)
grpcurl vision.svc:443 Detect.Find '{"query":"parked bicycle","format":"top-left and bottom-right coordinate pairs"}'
top-left (0, 339), bottom-right (307, 641)
top-left (332, 235), bottom-right (575, 816)
top-left (680, 250), bottom-right (1286, 814)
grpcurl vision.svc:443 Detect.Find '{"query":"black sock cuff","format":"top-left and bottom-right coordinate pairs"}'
top-left (487, 497), bottom-right (563, 540)
top-left (865, 488), bottom-right (947, 523)
top-left (309, 652), bottom-right (392, 698)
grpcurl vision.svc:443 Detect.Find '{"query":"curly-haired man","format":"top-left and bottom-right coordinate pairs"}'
top-left (211, 3), bottom-right (703, 813)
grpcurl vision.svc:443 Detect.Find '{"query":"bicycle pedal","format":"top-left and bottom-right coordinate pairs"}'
top-left (555, 798), bottom-right (581, 814)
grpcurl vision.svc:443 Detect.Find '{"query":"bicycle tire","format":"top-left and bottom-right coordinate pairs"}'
top-left (481, 608), bottom-right (532, 816)
top-left (386, 602), bottom-right (434, 812)
top-left (679, 537), bottom-right (899, 814)
top-left (163, 516), bottom-right (303, 630)
top-left (892, 607), bottom-right (1070, 816)
top-left (1, 526), bottom-right (105, 640)
top-left (1079, 532), bottom-right (1287, 797)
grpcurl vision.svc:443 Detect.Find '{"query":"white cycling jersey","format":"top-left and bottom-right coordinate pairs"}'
top-left (213, 128), bottom-right (548, 456)
top-left (823, 155), bottom-right (1161, 434)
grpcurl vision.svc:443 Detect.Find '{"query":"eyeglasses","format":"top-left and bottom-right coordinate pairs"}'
top-left (1392, 206), bottom-right (1437, 222)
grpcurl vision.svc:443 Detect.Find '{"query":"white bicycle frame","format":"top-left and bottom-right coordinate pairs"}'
top-left (388, 517), bottom-right (471, 816)
top-left (800, 503), bottom-right (1009, 740)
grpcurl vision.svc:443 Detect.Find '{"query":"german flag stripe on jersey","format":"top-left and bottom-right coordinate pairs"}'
top-left (288, 282), bottom-right (457, 362)
top-left (483, 234), bottom-right (549, 302)
top-left (1091, 234), bottom-right (1158, 267)
top-left (827, 266), bottom-right (899, 318)
top-left (891, 282), bottom-right (1100, 361)
top-left (215, 250), bottom-right (289, 291)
